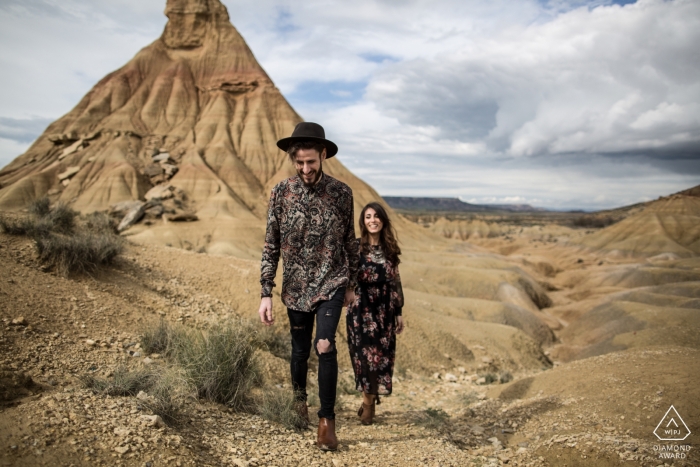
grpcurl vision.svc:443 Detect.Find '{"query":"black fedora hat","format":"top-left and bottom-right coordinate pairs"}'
top-left (276, 122), bottom-right (338, 158)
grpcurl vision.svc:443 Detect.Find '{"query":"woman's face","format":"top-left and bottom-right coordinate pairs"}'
top-left (364, 208), bottom-right (384, 234)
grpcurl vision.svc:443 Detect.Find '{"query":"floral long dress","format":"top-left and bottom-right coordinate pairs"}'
top-left (346, 244), bottom-right (404, 395)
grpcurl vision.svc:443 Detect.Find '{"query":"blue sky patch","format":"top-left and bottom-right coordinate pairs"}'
top-left (360, 53), bottom-right (399, 64)
top-left (286, 80), bottom-right (367, 107)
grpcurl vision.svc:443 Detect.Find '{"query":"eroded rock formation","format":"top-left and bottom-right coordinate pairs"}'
top-left (0, 0), bottom-right (385, 255)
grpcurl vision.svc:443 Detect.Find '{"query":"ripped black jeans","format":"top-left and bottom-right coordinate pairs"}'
top-left (287, 287), bottom-right (345, 420)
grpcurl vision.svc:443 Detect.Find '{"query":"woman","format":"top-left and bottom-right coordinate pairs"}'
top-left (346, 202), bottom-right (404, 425)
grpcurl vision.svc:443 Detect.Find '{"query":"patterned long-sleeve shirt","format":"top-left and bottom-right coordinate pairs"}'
top-left (260, 173), bottom-right (359, 312)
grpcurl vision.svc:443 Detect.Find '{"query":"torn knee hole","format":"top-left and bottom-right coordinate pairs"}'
top-left (316, 339), bottom-right (333, 354)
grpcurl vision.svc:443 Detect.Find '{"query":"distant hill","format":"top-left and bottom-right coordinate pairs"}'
top-left (384, 196), bottom-right (546, 213)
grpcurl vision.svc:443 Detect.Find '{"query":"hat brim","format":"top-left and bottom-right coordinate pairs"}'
top-left (276, 136), bottom-right (338, 158)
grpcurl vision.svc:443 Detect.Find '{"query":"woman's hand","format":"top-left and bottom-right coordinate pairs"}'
top-left (395, 316), bottom-right (404, 334)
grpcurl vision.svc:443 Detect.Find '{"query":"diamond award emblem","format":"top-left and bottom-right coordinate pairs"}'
top-left (654, 405), bottom-right (691, 441)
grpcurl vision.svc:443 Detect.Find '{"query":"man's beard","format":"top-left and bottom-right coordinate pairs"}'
top-left (298, 161), bottom-right (323, 186)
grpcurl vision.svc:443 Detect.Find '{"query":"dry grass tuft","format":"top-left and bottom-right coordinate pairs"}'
top-left (256, 386), bottom-right (308, 431)
top-left (1, 198), bottom-right (123, 275)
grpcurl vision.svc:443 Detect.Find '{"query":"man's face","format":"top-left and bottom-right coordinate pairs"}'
top-left (294, 148), bottom-right (326, 186)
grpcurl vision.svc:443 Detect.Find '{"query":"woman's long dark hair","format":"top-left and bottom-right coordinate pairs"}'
top-left (359, 202), bottom-right (401, 265)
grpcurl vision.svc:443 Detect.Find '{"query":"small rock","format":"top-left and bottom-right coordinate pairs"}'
top-left (445, 373), bottom-right (458, 382)
top-left (476, 377), bottom-right (486, 385)
top-left (132, 351), bottom-right (142, 358)
top-left (232, 459), bottom-right (248, 467)
top-left (432, 372), bottom-right (441, 379)
top-left (85, 339), bottom-right (96, 346)
top-left (141, 414), bottom-right (165, 428)
top-left (114, 427), bottom-right (131, 437)
top-left (10, 317), bottom-right (27, 326)
top-left (114, 445), bottom-right (130, 454)
top-left (481, 356), bottom-right (493, 364)
top-left (143, 357), bottom-right (153, 365)
top-left (136, 391), bottom-right (149, 401)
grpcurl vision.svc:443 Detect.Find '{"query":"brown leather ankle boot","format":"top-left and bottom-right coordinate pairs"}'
top-left (316, 418), bottom-right (338, 451)
top-left (358, 395), bottom-right (379, 425)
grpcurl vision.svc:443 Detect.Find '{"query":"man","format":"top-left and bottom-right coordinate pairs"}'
top-left (258, 122), bottom-right (358, 451)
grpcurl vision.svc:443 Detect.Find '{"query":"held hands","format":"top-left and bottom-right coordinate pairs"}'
top-left (258, 297), bottom-right (274, 326)
top-left (395, 315), bottom-right (404, 334)
top-left (343, 288), bottom-right (356, 307)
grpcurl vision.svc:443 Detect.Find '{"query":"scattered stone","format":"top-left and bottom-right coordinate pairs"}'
top-left (481, 356), bottom-right (493, 364)
top-left (144, 164), bottom-right (164, 177)
top-left (145, 184), bottom-right (177, 201)
top-left (141, 414), bottom-right (165, 428)
top-left (136, 391), bottom-right (149, 401)
top-left (85, 339), bottom-right (96, 346)
top-left (117, 202), bottom-right (146, 232)
top-left (152, 153), bottom-right (171, 163)
top-left (10, 317), bottom-right (27, 326)
top-left (164, 212), bottom-right (198, 222)
top-left (445, 373), bottom-right (458, 382)
top-left (114, 445), bottom-right (130, 454)
top-left (476, 377), bottom-right (487, 385)
top-left (114, 427), bottom-right (131, 437)
top-left (143, 357), bottom-right (153, 365)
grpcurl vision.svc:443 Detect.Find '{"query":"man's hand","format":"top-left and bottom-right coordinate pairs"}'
top-left (258, 297), bottom-right (274, 326)
top-left (343, 288), bottom-right (356, 307)
top-left (395, 316), bottom-right (404, 334)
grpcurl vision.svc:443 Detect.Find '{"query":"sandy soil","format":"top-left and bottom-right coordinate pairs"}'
top-left (1, 216), bottom-right (699, 466)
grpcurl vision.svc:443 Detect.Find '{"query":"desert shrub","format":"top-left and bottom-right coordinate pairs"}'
top-left (81, 366), bottom-right (155, 397)
top-left (0, 199), bottom-right (123, 275)
top-left (139, 368), bottom-right (187, 426)
top-left (572, 215), bottom-right (617, 229)
top-left (411, 407), bottom-right (450, 430)
top-left (141, 319), bottom-right (174, 356)
top-left (34, 231), bottom-right (124, 275)
top-left (256, 325), bottom-right (292, 362)
top-left (83, 211), bottom-right (118, 235)
top-left (80, 366), bottom-right (183, 425)
top-left (257, 386), bottom-right (308, 431)
top-left (28, 197), bottom-right (51, 217)
top-left (43, 203), bottom-right (77, 234)
top-left (167, 321), bottom-right (260, 410)
top-left (460, 391), bottom-right (480, 406)
top-left (499, 370), bottom-right (513, 384)
top-left (478, 372), bottom-right (498, 385)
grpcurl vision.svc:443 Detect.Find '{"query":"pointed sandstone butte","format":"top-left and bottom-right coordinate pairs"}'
top-left (0, 0), bottom-right (390, 254)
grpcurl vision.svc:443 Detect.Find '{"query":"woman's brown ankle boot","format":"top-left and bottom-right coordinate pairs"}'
top-left (358, 395), bottom-right (377, 425)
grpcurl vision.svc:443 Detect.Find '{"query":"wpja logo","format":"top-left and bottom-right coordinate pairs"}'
top-left (653, 405), bottom-right (692, 461)
top-left (654, 405), bottom-right (691, 441)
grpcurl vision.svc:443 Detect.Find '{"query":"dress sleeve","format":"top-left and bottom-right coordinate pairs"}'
top-left (260, 187), bottom-right (280, 297)
top-left (391, 265), bottom-right (404, 316)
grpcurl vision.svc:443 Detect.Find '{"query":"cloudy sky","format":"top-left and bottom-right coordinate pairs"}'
top-left (1, 0), bottom-right (698, 210)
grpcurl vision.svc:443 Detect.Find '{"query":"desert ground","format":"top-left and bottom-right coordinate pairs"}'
top-left (1, 188), bottom-right (699, 467)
